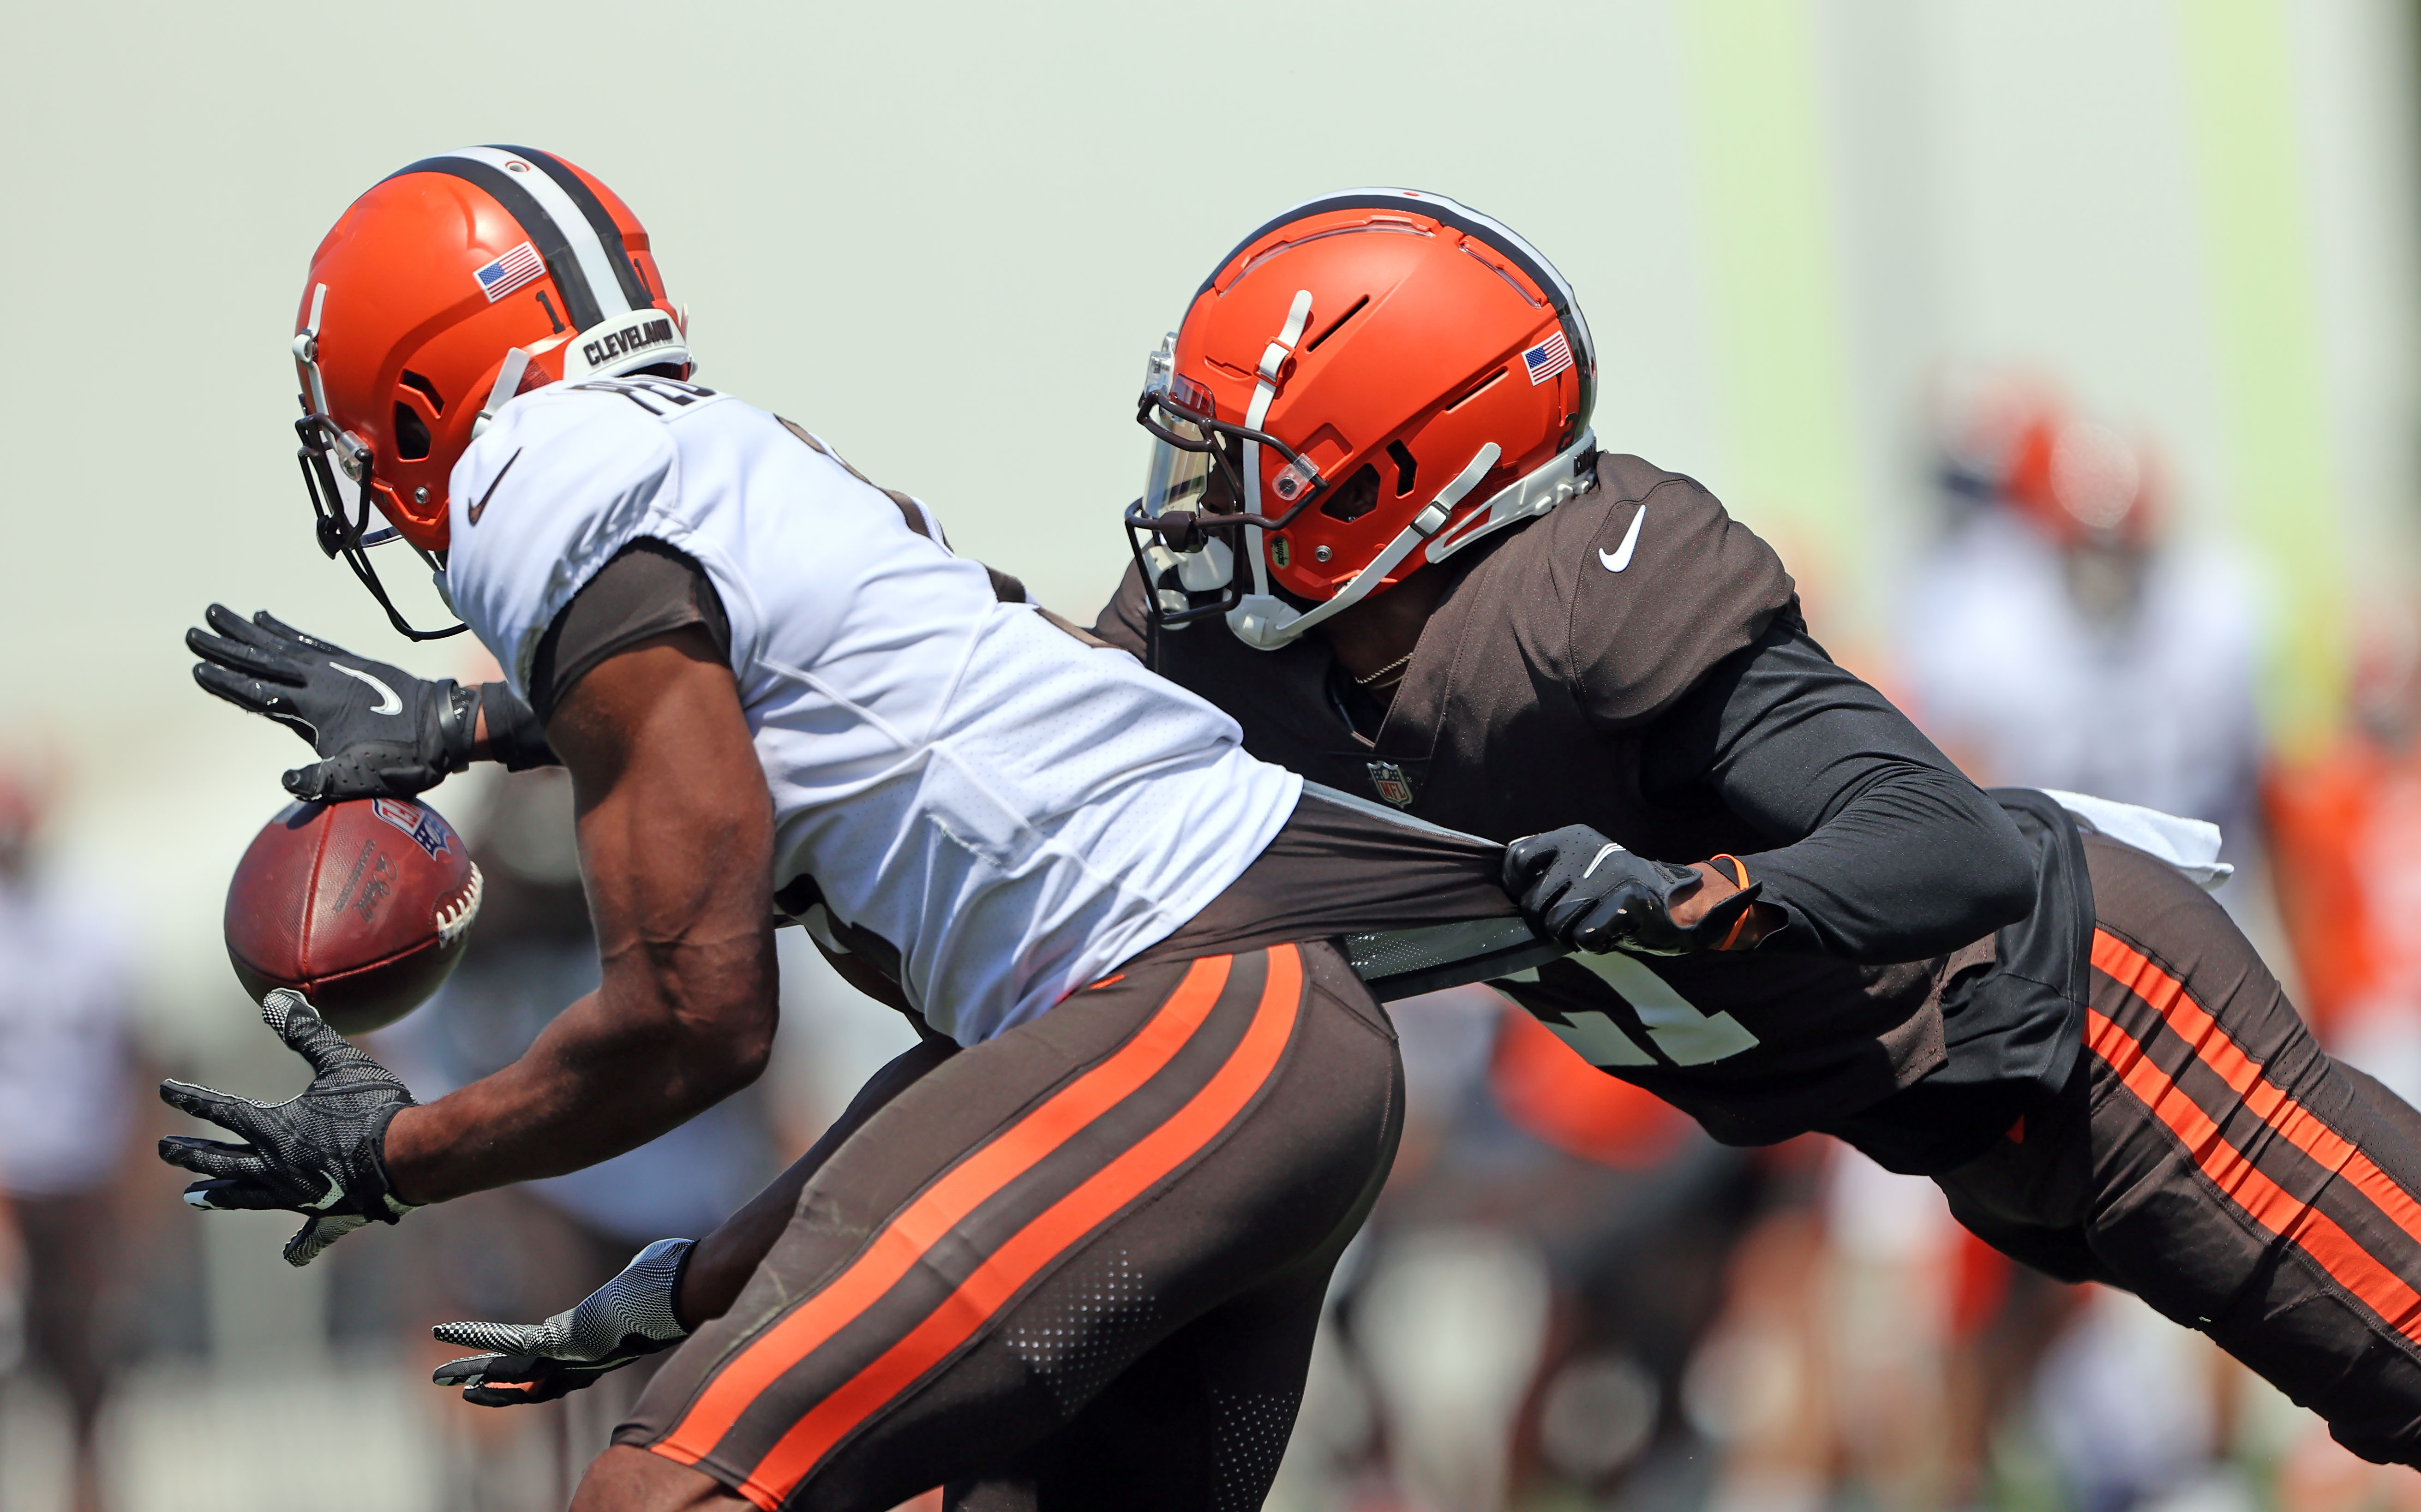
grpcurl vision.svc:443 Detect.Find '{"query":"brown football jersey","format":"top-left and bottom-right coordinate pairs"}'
top-left (1097, 454), bottom-right (2085, 1168)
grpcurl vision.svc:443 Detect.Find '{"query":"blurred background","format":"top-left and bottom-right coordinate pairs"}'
top-left (4, 0), bottom-right (2419, 1509)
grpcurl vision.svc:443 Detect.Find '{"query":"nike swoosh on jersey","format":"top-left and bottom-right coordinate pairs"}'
top-left (331, 663), bottom-right (403, 716)
top-left (1598, 505), bottom-right (1646, 572)
top-left (465, 448), bottom-right (523, 526)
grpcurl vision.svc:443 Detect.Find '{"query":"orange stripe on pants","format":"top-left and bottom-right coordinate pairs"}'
top-left (2091, 931), bottom-right (2421, 1255)
top-left (732, 944), bottom-right (1305, 1507)
top-left (2085, 944), bottom-right (2421, 1347)
top-left (653, 952), bottom-right (1236, 1471)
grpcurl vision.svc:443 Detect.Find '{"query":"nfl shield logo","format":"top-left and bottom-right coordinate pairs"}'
top-left (1367, 761), bottom-right (1416, 808)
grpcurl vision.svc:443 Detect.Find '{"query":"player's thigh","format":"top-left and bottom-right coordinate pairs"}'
top-left (947, 1250), bottom-right (1341, 1512)
top-left (618, 942), bottom-right (1401, 1510)
top-left (2076, 834), bottom-right (2421, 1464)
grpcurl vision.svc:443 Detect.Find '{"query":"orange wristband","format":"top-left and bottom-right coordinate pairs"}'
top-left (1708, 854), bottom-right (1753, 951)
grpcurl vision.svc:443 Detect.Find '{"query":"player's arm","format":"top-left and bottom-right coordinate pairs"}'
top-left (1642, 622), bottom-right (2035, 959)
top-left (1512, 622), bottom-right (2033, 959)
top-left (380, 625), bottom-right (779, 1203)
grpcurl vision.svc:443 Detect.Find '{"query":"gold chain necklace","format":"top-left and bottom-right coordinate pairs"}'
top-left (1353, 648), bottom-right (1418, 687)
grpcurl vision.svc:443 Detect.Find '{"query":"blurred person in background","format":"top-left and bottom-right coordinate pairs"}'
top-left (1896, 377), bottom-right (2270, 1511)
top-left (2267, 619), bottom-right (2421, 1105)
top-left (2261, 622), bottom-right (2421, 1512)
top-left (1903, 375), bottom-right (2265, 876)
top-left (0, 765), bottom-right (142, 1512)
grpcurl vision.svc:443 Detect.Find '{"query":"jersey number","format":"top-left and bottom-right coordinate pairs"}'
top-left (1502, 950), bottom-right (1761, 1067)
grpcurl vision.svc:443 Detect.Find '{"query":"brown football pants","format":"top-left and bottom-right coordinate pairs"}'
top-left (614, 940), bottom-right (1402, 1510)
top-left (1939, 833), bottom-right (2421, 1464)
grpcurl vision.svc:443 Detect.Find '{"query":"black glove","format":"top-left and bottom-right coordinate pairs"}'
top-left (1504, 825), bottom-right (1763, 956)
top-left (431, 1238), bottom-right (695, 1406)
top-left (188, 605), bottom-right (476, 801)
top-left (158, 989), bottom-right (420, 1267)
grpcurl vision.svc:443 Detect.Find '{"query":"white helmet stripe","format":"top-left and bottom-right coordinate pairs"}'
top-left (438, 146), bottom-right (638, 321)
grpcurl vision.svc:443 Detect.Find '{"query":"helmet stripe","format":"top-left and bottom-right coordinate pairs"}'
top-left (491, 145), bottom-right (656, 314)
top-left (1197, 188), bottom-right (1595, 426)
top-left (386, 152), bottom-right (608, 331)
top-left (443, 147), bottom-right (639, 323)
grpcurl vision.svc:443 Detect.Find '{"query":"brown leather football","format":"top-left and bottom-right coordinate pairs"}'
top-left (223, 797), bottom-right (484, 1036)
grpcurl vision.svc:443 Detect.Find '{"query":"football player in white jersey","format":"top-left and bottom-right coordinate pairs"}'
top-left (167, 149), bottom-right (1523, 1512)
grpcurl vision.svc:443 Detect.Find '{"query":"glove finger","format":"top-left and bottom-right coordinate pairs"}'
top-left (283, 752), bottom-right (436, 803)
top-left (158, 1135), bottom-right (264, 1180)
top-left (260, 990), bottom-right (372, 1074)
top-left (192, 664), bottom-right (316, 736)
top-left (180, 1177), bottom-right (288, 1212)
top-left (158, 1080), bottom-right (271, 1141)
top-left (432, 1352), bottom-right (507, 1386)
top-left (1502, 836), bottom-right (1556, 890)
top-left (251, 610), bottom-right (352, 658)
top-left (463, 1377), bottom-right (557, 1408)
top-left (284, 1212), bottom-right (368, 1267)
top-left (432, 1319), bottom-right (545, 1354)
top-left (1567, 895), bottom-right (1638, 952)
top-left (203, 603), bottom-right (288, 651)
top-left (283, 759), bottom-right (402, 803)
top-left (186, 626), bottom-right (307, 684)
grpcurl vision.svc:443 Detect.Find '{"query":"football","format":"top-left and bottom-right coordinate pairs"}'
top-left (223, 797), bottom-right (484, 1036)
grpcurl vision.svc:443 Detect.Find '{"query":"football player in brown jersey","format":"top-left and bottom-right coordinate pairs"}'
top-left (1093, 189), bottom-right (2421, 1468)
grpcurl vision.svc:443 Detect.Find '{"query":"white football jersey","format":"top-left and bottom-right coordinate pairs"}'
top-left (442, 376), bottom-right (1300, 1044)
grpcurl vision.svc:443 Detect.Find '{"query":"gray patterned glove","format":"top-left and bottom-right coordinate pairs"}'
top-left (431, 1238), bottom-right (695, 1406)
top-left (158, 989), bottom-right (420, 1266)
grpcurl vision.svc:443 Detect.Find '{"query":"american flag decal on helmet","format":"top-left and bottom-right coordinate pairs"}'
top-left (1522, 331), bottom-right (1573, 386)
top-left (474, 241), bottom-right (546, 303)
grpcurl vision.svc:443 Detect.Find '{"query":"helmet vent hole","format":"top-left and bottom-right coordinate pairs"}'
top-left (399, 370), bottom-right (446, 415)
top-left (1445, 368), bottom-right (1507, 412)
top-left (1304, 295), bottom-right (1370, 353)
top-left (1386, 442), bottom-right (1419, 497)
top-left (392, 401), bottom-right (433, 460)
top-left (1320, 465), bottom-right (1383, 525)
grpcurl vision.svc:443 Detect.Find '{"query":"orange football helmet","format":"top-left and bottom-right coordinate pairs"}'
top-left (1937, 376), bottom-right (2157, 552)
top-left (1127, 189), bottom-right (1596, 649)
top-left (291, 146), bottom-right (689, 638)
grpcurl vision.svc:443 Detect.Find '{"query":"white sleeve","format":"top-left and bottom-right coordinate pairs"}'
top-left (443, 390), bottom-right (683, 698)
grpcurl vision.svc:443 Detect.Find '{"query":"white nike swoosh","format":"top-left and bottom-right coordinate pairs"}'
top-left (1581, 842), bottom-right (1626, 878)
top-left (308, 1171), bottom-right (346, 1210)
top-left (1598, 506), bottom-right (1646, 572)
top-left (331, 663), bottom-right (402, 716)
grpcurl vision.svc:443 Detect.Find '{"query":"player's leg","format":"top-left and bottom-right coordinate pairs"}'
top-left (1978, 834), bottom-right (2421, 1464)
top-left (940, 1228), bottom-right (1342, 1511)
top-left (593, 940), bottom-right (1401, 1512)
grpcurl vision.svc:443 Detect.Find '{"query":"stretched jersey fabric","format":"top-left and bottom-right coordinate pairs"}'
top-left (1096, 453), bottom-right (2079, 1171)
top-left (443, 376), bottom-right (1300, 1045)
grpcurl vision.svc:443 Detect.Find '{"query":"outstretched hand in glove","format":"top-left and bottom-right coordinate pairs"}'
top-left (157, 989), bottom-right (420, 1266)
top-left (186, 605), bottom-right (479, 801)
top-left (1504, 825), bottom-right (1771, 956)
top-left (431, 1238), bottom-right (696, 1406)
